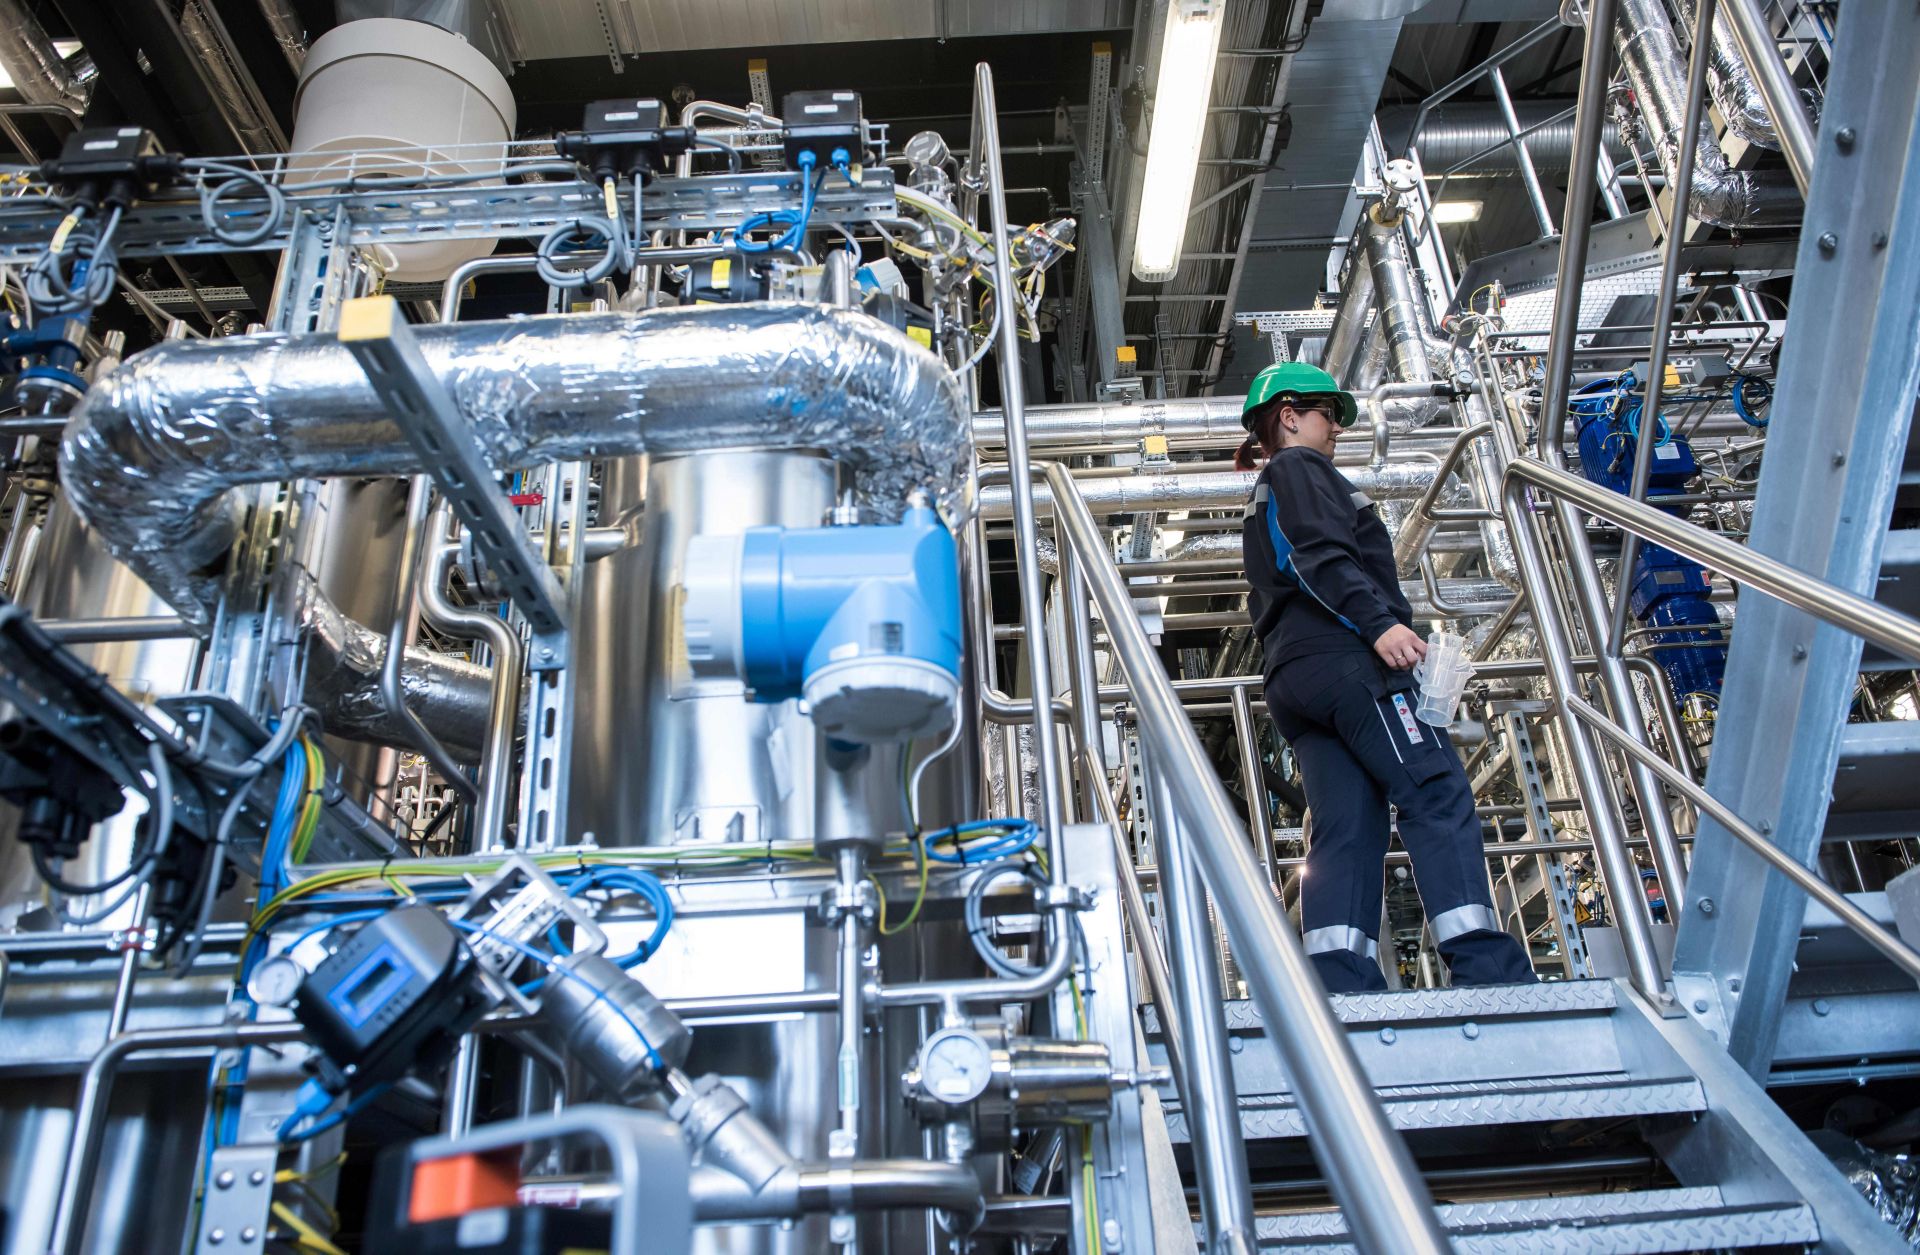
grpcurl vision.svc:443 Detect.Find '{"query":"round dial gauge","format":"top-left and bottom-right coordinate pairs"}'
top-left (920, 1029), bottom-right (994, 1104)
top-left (246, 954), bottom-right (306, 1007)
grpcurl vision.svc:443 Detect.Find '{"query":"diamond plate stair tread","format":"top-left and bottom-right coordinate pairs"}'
top-left (1241, 1187), bottom-right (1819, 1254)
top-left (1140, 981), bottom-right (1617, 1037)
top-left (1163, 1074), bottom-right (1705, 1142)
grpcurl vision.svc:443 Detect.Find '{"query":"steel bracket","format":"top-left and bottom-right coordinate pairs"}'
top-left (339, 296), bottom-right (570, 671)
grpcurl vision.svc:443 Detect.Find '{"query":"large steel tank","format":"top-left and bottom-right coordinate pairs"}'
top-left (570, 449), bottom-right (840, 1254)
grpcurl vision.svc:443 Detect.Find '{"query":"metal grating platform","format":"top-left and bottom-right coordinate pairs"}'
top-left (1241, 1186), bottom-right (1820, 1254)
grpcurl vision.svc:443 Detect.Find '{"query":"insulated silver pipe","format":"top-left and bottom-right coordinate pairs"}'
top-left (61, 304), bottom-right (967, 629)
top-left (1606, 0), bottom-right (1800, 227)
top-left (1716, 0), bottom-right (1818, 195)
top-left (975, 464), bottom-right (1436, 520)
top-left (0, 0), bottom-right (91, 115)
top-left (1672, 0), bottom-right (1788, 153)
top-left (292, 565), bottom-right (495, 759)
top-left (1322, 257), bottom-right (1376, 387)
top-left (1360, 215), bottom-right (1438, 400)
top-left (973, 396), bottom-right (1246, 448)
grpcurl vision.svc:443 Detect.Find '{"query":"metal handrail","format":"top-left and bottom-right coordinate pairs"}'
top-left (1040, 461), bottom-right (1450, 1254)
top-left (1508, 457), bottom-right (1920, 663)
top-left (1567, 694), bottom-right (1920, 981)
top-left (1508, 454), bottom-right (1920, 974)
top-left (1393, 421), bottom-right (1492, 572)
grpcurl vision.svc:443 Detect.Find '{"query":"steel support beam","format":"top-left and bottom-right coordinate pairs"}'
top-left (338, 295), bottom-right (571, 670)
top-left (1671, 1), bottom-right (1920, 1077)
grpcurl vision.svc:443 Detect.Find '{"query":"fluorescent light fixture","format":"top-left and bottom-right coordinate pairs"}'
top-left (1130, 0), bottom-right (1226, 282)
top-left (1431, 199), bottom-right (1484, 224)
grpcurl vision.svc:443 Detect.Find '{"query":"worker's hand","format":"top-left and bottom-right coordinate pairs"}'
top-left (1373, 624), bottom-right (1428, 671)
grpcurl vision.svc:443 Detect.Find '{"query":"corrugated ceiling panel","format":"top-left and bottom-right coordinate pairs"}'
top-left (502, 0), bottom-right (1125, 59)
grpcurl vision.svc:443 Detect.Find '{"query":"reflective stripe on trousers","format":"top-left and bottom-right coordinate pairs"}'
top-left (1429, 903), bottom-right (1501, 944)
top-left (1302, 924), bottom-right (1379, 961)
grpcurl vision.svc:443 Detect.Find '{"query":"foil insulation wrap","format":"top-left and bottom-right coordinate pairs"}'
top-left (1815, 1133), bottom-right (1920, 1247)
top-left (1611, 0), bottom-right (1800, 228)
top-left (61, 303), bottom-right (970, 628)
top-left (292, 569), bottom-right (495, 757)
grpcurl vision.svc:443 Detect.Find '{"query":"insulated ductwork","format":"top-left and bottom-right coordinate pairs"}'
top-left (0, 0), bottom-right (92, 115)
top-left (180, 0), bottom-right (287, 154)
top-left (61, 304), bottom-right (968, 628)
top-left (258, 0), bottom-right (307, 67)
top-left (1673, 0), bottom-right (1815, 153)
top-left (293, 567), bottom-right (494, 758)
top-left (1609, 0), bottom-right (1800, 228)
top-left (1386, 104), bottom-right (1628, 174)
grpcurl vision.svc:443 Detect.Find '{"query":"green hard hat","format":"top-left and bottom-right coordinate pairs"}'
top-left (1242, 361), bottom-right (1358, 429)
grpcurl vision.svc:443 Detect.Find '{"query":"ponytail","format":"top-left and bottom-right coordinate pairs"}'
top-left (1235, 401), bottom-right (1287, 470)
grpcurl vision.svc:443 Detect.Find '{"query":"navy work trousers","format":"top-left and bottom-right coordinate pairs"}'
top-left (1265, 651), bottom-right (1537, 994)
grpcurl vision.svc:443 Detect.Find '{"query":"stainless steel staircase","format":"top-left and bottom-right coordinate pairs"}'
top-left (1143, 980), bottom-right (1903, 1252)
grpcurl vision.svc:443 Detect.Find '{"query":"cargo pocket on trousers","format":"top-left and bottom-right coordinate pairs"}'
top-left (1363, 665), bottom-right (1451, 786)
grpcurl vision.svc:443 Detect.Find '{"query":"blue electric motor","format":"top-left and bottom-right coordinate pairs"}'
top-left (1572, 374), bottom-right (1726, 704)
top-left (681, 496), bottom-right (963, 744)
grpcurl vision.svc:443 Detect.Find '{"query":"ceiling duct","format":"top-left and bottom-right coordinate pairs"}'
top-left (1379, 102), bottom-right (1627, 175)
top-left (0, 0), bottom-right (93, 116)
top-left (1608, 0), bottom-right (1799, 228)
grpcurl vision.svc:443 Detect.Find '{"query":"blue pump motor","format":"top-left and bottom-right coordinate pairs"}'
top-left (681, 498), bottom-right (963, 744)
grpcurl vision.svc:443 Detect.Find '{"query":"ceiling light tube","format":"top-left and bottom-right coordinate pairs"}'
top-left (1130, 0), bottom-right (1226, 283)
top-left (1431, 200), bottom-right (1484, 224)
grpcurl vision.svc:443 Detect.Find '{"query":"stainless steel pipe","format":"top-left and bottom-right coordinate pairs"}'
top-left (976, 463), bottom-right (1436, 521)
top-left (419, 521), bottom-right (525, 851)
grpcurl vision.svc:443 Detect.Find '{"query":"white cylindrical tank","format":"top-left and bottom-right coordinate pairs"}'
top-left (288, 17), bottom-right (515, 282)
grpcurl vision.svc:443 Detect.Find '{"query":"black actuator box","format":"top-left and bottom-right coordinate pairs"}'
top-left (781, 90), bottom-right (864, 169)
top-left (556, 99), bottom-right (693, 183)
top-left (292, 904), bottom-right (492, 1094)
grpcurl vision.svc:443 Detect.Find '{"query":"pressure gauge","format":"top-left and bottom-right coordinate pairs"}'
top-left (916, 1028), bottom-right (995, 1105)
top-left (246, 954), bottom-right (307, 1008)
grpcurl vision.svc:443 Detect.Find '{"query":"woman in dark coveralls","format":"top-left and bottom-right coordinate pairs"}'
top-left (1235, 361), bottom-right (1535, 994)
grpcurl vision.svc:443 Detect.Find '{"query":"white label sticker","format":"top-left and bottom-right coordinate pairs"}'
top-left (1391, 693), bottom-right (1424, 744)
top-left (1654, 442), bottom-right (1680, 460)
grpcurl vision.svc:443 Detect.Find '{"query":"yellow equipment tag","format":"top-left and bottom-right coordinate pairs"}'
top-left (711, 258), bottom-right (731, 288)
top-left (907, 326), bottom-right (932, 348)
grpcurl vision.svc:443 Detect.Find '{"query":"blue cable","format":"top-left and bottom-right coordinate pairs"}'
top-left (1732, 374), bottom-right (1772, 428)
top-left (923, 819), bottom-right (1039, 865)
top-left (277, 1077), bottom-right (391, 1143)
top-left (733, 151), bottom-right (836, 254)
top-left (546, 868), bottom-right (673, 968)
